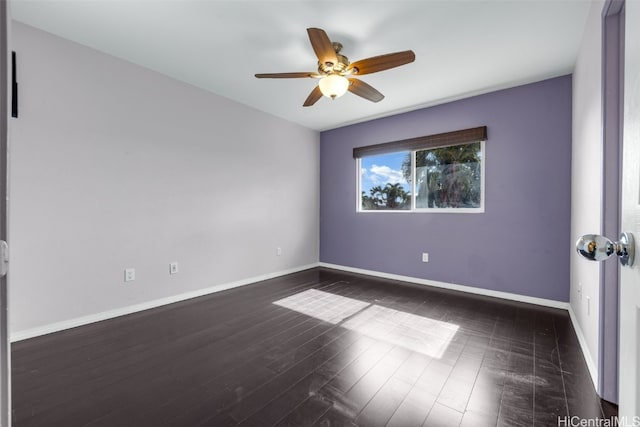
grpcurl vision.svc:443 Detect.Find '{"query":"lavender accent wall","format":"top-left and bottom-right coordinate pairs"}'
top-left (320, 76), bottom-right (572, 302)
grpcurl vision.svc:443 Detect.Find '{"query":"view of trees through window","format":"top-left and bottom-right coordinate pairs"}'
top-left (405, 142), bottom-right (482, 209)
top-left (360, 151), bottom-right (411, 210)
top-left (359, 142), bottom-right (483, 211)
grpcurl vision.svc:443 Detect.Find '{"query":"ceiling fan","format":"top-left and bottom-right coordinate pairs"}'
top-left (255, 28), bottom-right (416, 107)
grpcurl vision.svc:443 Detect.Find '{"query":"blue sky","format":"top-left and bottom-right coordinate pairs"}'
top-left (360, 152), bottom-right (411, 195)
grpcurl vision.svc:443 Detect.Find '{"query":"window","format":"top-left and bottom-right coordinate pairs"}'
top-left (360, 151), bottom-right (411, 210)
top-left (355, 127), bottom-right (486, 213)
top-left (414, 142), bottom-right (483, 209)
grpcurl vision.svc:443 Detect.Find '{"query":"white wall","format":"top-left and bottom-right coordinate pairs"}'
top-left (570, 0), bottom-right (605, 385)
top-left (9, 23), bottom-right (320, 336)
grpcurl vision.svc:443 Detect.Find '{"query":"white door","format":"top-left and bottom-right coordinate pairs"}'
top-left (0, 0), bottom-right (10, 424)
top-left (619, 0), bottom-right (640, 419)
top-left (0, 1), bottom-right (8, 425)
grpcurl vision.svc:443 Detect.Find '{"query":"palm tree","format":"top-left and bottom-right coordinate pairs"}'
top-left (369, 185), bottom-right (385, 208)
top-left (361, 191), bottom-right (376, 210)
top-left (361, 183), bottom-right (411, 210)
top-left (383, 183), bottom-right (410, 209)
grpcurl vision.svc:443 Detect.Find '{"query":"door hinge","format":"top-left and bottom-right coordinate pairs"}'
top-left (0, 241), bottom-right (8, 277)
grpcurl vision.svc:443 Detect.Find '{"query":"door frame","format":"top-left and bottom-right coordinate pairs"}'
top-left (0, 0), bottom-right (9, 424)
top-left (599, 0), bottom-right (624, 404)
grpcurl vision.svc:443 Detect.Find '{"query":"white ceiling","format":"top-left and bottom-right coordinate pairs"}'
top-left (10, 0), bottom-right (592, 131)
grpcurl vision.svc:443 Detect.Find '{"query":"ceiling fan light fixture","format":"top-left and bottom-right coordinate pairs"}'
top-left (255, 28), bottom-right (415, 106)
top-left (319, 74), bottom-right (349, 100)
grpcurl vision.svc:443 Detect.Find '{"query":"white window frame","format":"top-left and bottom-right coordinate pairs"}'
top-left (357, 140), bottom-right (485, 213)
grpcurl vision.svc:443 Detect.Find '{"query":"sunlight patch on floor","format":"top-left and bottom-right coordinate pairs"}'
top-left (273, 288), bottom-right (370, 324)
top-left (273, 289), bottom-right (458, 358)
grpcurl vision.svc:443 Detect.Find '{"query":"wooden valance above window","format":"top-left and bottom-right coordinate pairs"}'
top-left (352, 126), bottom-right (487, 158)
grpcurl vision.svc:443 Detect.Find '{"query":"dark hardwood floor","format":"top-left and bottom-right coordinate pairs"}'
top-left (12, 268), bottom-right (614, 426)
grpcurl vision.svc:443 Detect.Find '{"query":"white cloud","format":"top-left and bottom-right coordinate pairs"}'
top-left (367, 164), bottom-right (407, 185)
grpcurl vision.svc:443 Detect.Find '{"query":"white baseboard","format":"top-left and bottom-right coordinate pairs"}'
top-left (319, 262), bottom-right (570, 310)
top-left (14, 261), bottom-right (596, 394)
top-left (567, 305), bottom-right (599, 389)
top-left (10, 263), bottom-right (320, 342)
top-left (319, 263), bottom-right (600, 390)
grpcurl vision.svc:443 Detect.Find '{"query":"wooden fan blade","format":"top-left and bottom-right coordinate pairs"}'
top-left (307, 28), bottom-right (338, 67)
top-left (303, 86), bottom-right (323, 107)
top-left (255, 72), bottom-right (316, 79)
top-left (347, 50), bottom-right (415, 75)
top-left (348, 78), bottom-right (384, 103)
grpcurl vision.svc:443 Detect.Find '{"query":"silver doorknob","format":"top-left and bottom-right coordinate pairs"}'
top-left (575, 232), bottom-right (635, 267)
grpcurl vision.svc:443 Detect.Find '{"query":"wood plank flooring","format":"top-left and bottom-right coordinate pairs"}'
top-left (11, 268), bottom-right (614, 426)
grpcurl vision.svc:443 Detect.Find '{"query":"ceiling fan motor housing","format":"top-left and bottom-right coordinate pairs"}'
top-left (318, 42), bottom-right (350, 75)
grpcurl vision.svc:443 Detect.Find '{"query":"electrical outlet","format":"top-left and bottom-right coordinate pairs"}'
top-left (124, 268), bottom-right (135, 282)
top-left (422, 253), bottom-right (429, 263)
top-left (276, 247), bottom-right (282, 256)
top-left (169, 262), bottom-right (178, 275)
